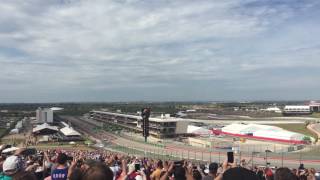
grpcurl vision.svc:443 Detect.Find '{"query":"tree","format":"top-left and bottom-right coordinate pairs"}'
top-left (303, 136), bottom-right (311, 142)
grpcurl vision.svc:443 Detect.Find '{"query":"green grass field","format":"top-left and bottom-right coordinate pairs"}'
top-left (0, 128), bottom-right (7, 137)
top-left (271, 124), bottom-right (317, 139)
top-left (31, 144), bottom-right (95, 151)
top-left (311, 112), bottom-right (320, 118)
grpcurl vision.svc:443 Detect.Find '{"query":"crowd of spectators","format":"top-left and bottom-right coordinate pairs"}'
top-left (0, 145), bottom-right (318, 180)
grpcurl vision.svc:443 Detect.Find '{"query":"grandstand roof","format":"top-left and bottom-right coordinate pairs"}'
top-left (284, 105), bottom-right (310, 109)
top-left (33, 123), bottom-right (59, 133)
top-left (60, 126), bottom-right (81, 136)
top-left (91, 111), bottom-right (185, 122)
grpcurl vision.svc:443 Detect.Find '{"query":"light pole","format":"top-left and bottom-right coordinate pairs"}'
top-left (251, 152), bottom-right (254, 168)
top-left (299, 151), bottom-right (302, 165)
top-left (141, 108), bottom-right (150, 143)
top-left (281, 151), bottom-right (284, 167)
top-left (265, 151), bottom-right (268, 166)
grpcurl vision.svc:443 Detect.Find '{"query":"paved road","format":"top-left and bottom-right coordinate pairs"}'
top-left (176, 116), bottom-right (319, 125)
top-left (185, 119), bottom-right (305, 125)
top-left (60, 116), bottom-right (320, 169)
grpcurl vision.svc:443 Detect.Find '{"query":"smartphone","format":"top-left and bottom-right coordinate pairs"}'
top-left (135, 163), bottom-right (141, 171)
top-left (227, 152), bottom-right (234, 163)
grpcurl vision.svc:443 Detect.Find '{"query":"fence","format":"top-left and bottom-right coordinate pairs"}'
top-left (103, 139), bottom-right (320, 169)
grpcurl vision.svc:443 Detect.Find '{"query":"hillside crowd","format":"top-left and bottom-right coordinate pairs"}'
top-left (0, 146), bottom-right (318, 180)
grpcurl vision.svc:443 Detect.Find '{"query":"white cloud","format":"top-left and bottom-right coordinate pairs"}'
top-left (0, 0), bottom-right (319, 102)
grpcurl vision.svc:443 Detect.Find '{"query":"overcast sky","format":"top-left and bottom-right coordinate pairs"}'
top-left (0, 0), bottom-right (320, 103)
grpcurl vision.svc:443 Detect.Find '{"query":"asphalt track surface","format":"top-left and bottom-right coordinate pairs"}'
top-left (61, 116), bottom-right (320, 169)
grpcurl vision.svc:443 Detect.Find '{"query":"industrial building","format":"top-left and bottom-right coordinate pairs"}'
top-left (219, 123), bottom-right (313, 144)
top-left (36, 107), bottom-right (53, 124)
top-left (90, 111), bottom-right (189, 138)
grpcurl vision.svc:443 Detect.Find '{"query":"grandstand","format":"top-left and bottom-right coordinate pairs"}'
top-left (90, 111), bottom-right (189, 138)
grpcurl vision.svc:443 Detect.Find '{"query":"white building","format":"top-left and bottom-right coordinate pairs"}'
top-left (283, 105), bottom-right (311, 115)
top-left (90, 111), bottom-right (189, 138)
top-left (309, 101), bottom-right (320, 112)
top-left (264, 107), bottom-right (282, 113)
top-left (186, 109), bottom-right (196, 113)
top-left (36, 108), bottom-right (53, 123)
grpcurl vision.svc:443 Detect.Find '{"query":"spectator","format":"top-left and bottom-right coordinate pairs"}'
top-left (264, 168), bottom-right (274, 180)
top-left (221, 167), bottom-right (259, 180)
top-left (1, 156), bottom-right (23, 179)
top-left (81, 162), bottom-right (113, 180)
top-left (193, 169), bottom-right (202, 180)
top-left (150, 160), bottom-right (163, 180)
top-left (0, 146), bottom-right (319, 180)
top-left (274, 167), bottom-right (298, 180)
top-left (13, 171), bottom-right (37, 180)
top-left (173, 166), bottom-right (186, 180)
top-left (202, 163), bottom-right (218, 180)
top-left (51, 153), bottom-right (68, 180)
top-left (308, 168), bottom-right (316, 180)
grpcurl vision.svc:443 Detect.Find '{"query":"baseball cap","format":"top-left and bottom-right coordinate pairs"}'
top-left (3, 155), bottom-right (22, 175)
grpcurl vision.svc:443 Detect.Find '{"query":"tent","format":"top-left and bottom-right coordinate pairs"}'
top-left (60, 127), bottom-right (81, 137)
top-left (2, 147), bottom-right (19, 153)
top-left (33, 123), bottom-right (59, 135)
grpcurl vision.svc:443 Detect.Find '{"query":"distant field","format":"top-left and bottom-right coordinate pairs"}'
top-left (0, 128), bottom-right (7, 136)
top-left (311, 113), bottom-right (320, 118)
top-left (32, 144), bottom-right (95, 151)
top-left (271, 124), bottom-right (317, 139)
top-left (298, 147), bottom-right (320, 157)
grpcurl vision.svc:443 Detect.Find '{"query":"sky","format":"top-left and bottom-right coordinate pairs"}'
top-left (0, 0), bottom-right (320, 103)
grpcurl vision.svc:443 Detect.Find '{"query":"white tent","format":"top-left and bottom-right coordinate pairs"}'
top-left (33, 123), bottom-right (59, 133)
top-left (187, 125), bottom-right (210, 135)
top-left (60, 127), bottom-right (81, 137)
top-left (2, 147), bottom-right (19, 153)
top-left (221, 123), bottom-right (248, 134)
top-left (9, 129), bottom-right (19, 134)
top-left (222, 123), bottom-right (309, 142)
